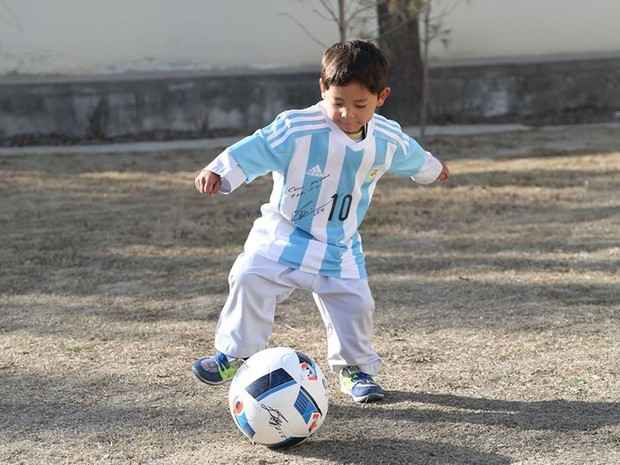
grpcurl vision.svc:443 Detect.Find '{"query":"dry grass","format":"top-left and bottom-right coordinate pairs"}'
top-left (1, 126), bottom-right (619, 465)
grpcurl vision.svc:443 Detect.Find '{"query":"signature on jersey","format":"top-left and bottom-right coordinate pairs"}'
top-left (292, 199), bottom-right (333, 222)
top-left (287, 174), bottom-right (330, 199)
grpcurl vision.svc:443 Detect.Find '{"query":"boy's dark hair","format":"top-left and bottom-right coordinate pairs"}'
top-left (320, 40), bottom-right (389, 95)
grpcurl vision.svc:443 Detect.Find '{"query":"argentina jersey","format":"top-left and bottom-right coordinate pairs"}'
top-left (205, 103), bottom-right (442, 279)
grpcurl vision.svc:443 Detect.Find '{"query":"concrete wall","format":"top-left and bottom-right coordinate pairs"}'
top-left (0, 71), bottom-right (318, 145)
top-left (429, 56), bottom-right (620, 124)
top-left (1, 56), bottom-right (619, 146)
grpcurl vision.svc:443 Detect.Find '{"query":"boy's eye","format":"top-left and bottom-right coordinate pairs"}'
top-left (355, 105), bottom-right (367, 109)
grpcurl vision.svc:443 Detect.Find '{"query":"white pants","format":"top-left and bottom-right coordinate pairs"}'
top-left (214, 252), bottom-right (381, 375)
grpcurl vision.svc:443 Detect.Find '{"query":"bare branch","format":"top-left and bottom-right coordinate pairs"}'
top-left (312, 7), bottom-right (334, 22)
top-left (429, 0), bottom-right (460, 23)
top-left (318, 0), bottom-right (340, 23)
top-left (278, 12), bottom-right (328, 48)
top-left (347, 2), bottom-right (378, 24)
top-left (421, 0), bottom-right (461, 46)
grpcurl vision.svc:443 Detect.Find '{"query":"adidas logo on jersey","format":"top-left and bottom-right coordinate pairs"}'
top-left (306, 165), bottom-right (324, 177)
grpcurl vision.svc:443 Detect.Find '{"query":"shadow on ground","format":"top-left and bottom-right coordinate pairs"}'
top-left (336, 392), bottom-right (620, 432)
top-left (0, 373), bottom-right (223, 436)
top-left (286, 438), bottom-right (511, 465)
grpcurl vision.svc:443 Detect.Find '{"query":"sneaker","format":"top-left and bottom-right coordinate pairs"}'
top-left (192, 351), bottom-right (244, 385)
top-left (339, 366), bottom-right (385, 403)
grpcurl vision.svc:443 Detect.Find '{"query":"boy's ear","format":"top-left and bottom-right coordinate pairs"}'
top-left (319, 78), bottom-right (327, 97)
top-left (376, 87), bottom-right (391, 107)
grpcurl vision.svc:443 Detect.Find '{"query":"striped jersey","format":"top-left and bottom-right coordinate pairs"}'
top-left (206, 102), bottom-right (442, 279)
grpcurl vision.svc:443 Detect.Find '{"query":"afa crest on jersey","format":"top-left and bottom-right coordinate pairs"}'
top-left (367, 167), bottom-right (381, 181)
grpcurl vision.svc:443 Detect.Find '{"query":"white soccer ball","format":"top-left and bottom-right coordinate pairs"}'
top-left (228, 347), bottom-right (329, 448)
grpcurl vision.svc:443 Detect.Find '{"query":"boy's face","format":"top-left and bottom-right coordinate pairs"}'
top-left (320, 80), bottom-right (391, 134)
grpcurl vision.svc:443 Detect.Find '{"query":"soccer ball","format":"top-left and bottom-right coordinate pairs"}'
top-left (228, 347), bottom-right (329, 448)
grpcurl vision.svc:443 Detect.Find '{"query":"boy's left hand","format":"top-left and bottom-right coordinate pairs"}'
top-left (438, 160), bottom-right (449, 181)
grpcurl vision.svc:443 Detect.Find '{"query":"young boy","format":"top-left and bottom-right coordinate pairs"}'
top-left (192, 40), bottom-right (448, 403)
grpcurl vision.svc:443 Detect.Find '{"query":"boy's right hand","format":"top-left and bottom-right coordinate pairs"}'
top-left (195, 169), bottom-right (221, 196)
top-left (438, 160), bottom-right (449, 182)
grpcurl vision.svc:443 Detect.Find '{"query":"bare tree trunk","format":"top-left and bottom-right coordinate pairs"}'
top-left (419, 1), bottom-right (431, 143)
top-left (338, 0), bottom-right (347, 43)
top-left (376, 0), bottom-right (423, 125)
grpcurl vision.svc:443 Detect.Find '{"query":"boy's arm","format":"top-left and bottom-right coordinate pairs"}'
top-left (388, 134), bottom-right (448, 184)
top-left (195, 151), bottom-right (245, 195)
top-left (412, 151), bottom-right (448, 184)
top-left (195, 117), bottom-right (293, 195)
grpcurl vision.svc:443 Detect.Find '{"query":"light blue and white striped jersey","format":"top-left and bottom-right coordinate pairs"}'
top-left (206, 102), bottom-right (442, 279)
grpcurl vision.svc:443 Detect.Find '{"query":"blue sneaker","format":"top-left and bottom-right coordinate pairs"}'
top-left (192, 352), bottom-right (243, 385)
top-left (339, 366), bottom-right (385, 403)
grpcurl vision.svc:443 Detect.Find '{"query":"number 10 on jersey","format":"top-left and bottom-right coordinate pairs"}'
top-left (328, 193), bottom-right (353, 221)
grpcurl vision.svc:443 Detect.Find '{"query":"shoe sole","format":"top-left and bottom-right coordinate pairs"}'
top-left (340, 387), bottom-right (385, 403)
top-left (352, 392), bottom-right (385, 403)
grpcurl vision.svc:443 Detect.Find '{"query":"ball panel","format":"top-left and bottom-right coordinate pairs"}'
top-left (295, 351), bottom-right (329, 426)
top-left (245, 367), bottom-right (296, 401)
top-left (232, 409), bottom-right (256, 440)
top-left (294, 385), bottom-right (323, 423)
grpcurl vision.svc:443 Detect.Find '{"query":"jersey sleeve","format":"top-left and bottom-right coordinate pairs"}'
top-left (204, 152), bottom-right (245, 194)
top-left (204, 114), bottom-right (295, 194)
top-left (388, 133), bottom-right (442, 184)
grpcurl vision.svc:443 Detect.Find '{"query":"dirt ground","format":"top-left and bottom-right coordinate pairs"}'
top-left (1, 125), bottom-right (619, 465)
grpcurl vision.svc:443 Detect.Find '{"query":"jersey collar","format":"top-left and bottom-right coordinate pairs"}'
top-left (317, 101), bottom-right (375, 150)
